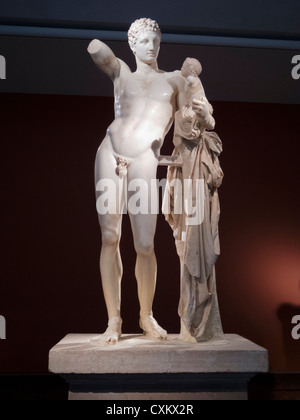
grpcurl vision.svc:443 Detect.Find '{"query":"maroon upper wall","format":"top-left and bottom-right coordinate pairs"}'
top-left (0, 93), bottom-right (299, 372)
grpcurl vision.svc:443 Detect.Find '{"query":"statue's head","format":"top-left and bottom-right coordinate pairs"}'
top-left (128, 18), bottom-right (161, 64)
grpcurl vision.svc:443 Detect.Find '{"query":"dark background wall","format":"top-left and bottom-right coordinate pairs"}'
top-left (1, 0), bottom-right (299, 38)
top-left (0, 93), bottom-right (299, 372)
top-left (1, 36), bottom-right (299, 104)
top-left (1, 0), bottom-right (300, 103)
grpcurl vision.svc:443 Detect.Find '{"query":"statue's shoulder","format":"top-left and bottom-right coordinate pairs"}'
top-left (167, 70), bottom-right (183, 80)
top-left (168, 70), bottom-right (184, 84)
top-left (166, 70), bottom-right (185, 93)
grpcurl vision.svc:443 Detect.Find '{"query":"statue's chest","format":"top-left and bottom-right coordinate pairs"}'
top-left (121, 75), bottom-right (174, 102)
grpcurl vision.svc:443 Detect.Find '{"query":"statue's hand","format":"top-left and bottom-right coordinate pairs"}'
top-left (192, 97), bottom-right (215, 130)
top-left (192, 98), bottom-right (210, 119)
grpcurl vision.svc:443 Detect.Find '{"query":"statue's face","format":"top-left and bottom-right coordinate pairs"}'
top-left (134, 31), bottom-right (160, 64)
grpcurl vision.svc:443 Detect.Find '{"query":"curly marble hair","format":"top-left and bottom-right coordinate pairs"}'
top-left (181, 58), bottom-right (202, 78)
top-left (128, 18), bottom-right (161, 51)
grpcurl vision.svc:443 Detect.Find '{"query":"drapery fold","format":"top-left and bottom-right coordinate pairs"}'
top-left (164, 108), bottom-right (224, 341)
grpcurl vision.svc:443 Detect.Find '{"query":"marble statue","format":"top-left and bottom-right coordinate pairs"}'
top-left (164, 58), bottom-right (224, 342)
top-left (88, 19), bottom-right (220, 345)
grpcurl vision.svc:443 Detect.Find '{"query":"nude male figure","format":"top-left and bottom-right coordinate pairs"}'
top-left (88, 18), bottom-right (211, 344)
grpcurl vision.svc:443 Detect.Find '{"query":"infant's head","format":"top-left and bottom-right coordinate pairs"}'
top-left (181, 58), bottom-right (202, 78)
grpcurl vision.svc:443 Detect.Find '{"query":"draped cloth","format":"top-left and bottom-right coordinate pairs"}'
top-left (164, 108), bottom-right (225, 342)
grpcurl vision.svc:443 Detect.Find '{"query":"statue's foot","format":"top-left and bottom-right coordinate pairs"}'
top-left (102, 316), bottom-right (123, 345)
top-left (140, 315), bottom-right (167, 340)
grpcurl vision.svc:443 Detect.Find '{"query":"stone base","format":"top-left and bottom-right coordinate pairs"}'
top-left (49, 334), bottom-right (269, 400)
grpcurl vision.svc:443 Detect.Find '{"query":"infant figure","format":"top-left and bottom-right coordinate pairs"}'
top-left (181, 58), bottom-right (214, 138)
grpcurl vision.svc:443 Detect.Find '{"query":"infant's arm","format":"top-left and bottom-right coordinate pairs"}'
top-left (88, 39), bottom-right (121, 81)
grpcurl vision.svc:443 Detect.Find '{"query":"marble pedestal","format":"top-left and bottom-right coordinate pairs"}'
top-left (49, 334), bottom-right (268, 400)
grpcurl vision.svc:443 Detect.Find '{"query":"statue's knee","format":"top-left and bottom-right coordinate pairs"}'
top-left (135, 239), bottom-right (154, 256)
top-left (102, 230), bottom-right (120, 248)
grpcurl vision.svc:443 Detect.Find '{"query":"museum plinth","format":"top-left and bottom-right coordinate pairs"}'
top-left (49, 334), bottom-right (269, 400)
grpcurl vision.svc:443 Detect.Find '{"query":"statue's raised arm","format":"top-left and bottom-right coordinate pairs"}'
top-left (88, 39), bottom-right (121, 81)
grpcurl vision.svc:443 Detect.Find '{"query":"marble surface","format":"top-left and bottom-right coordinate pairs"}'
top-left (49, 334), bottom-right (269, 375)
